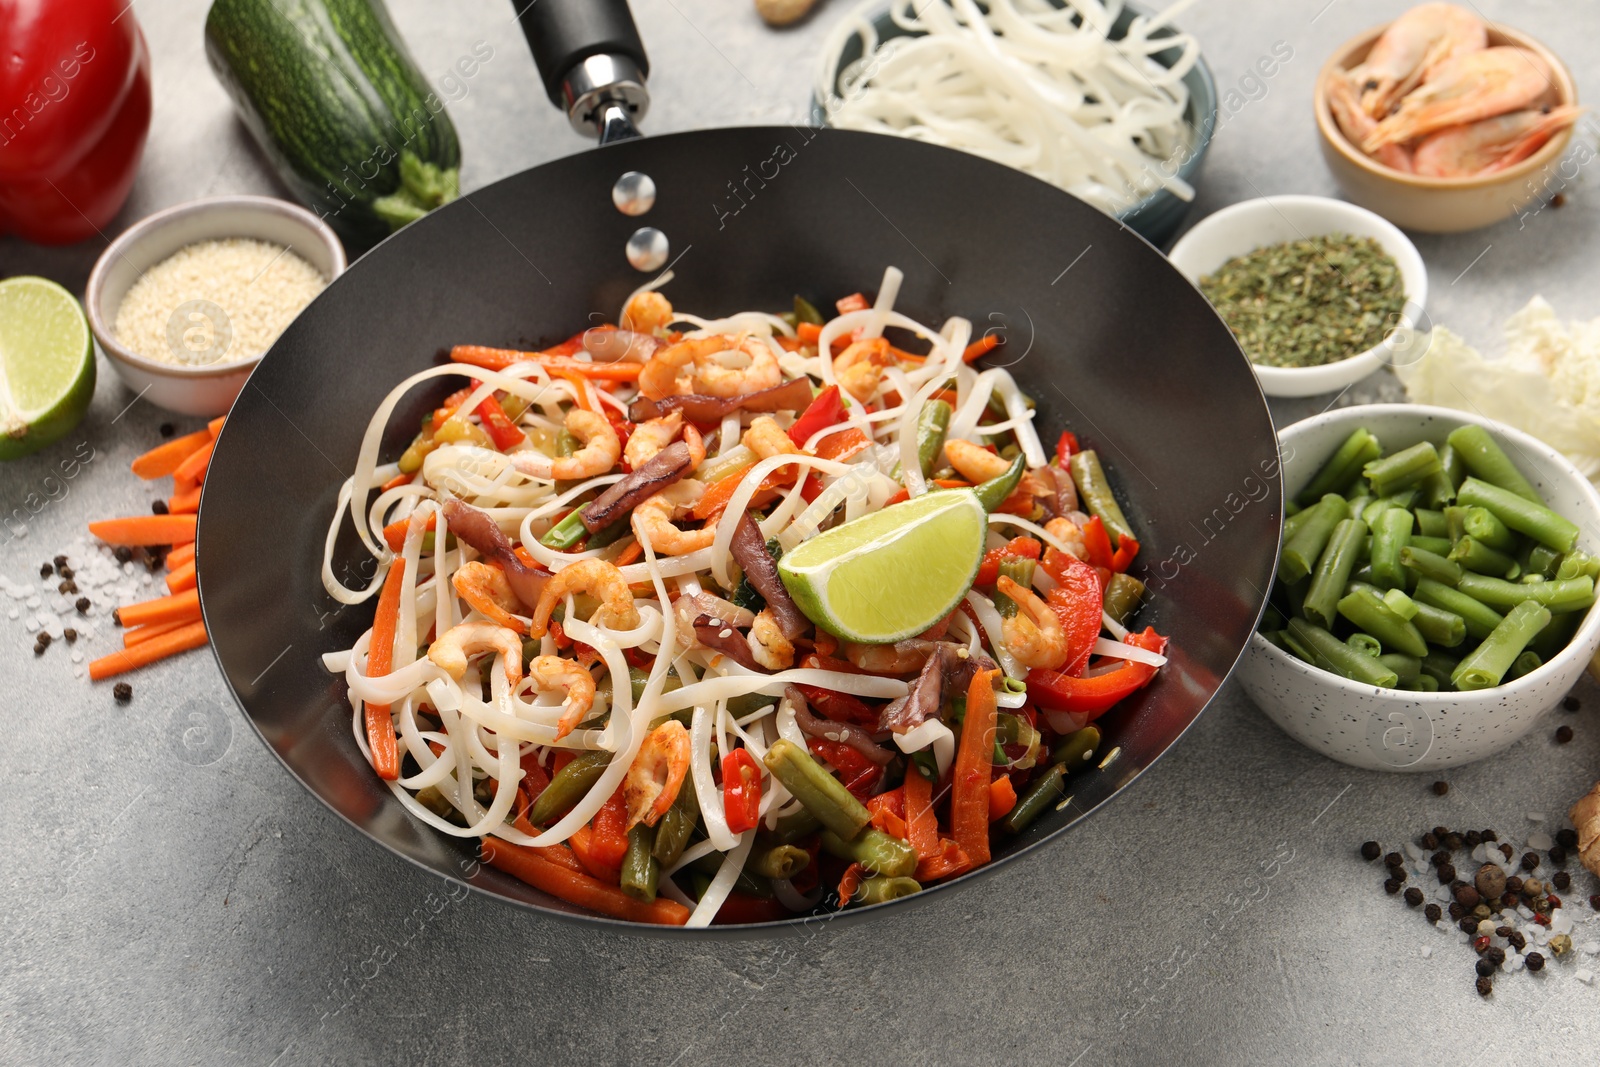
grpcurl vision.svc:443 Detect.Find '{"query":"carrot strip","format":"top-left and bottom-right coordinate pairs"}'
top-left (692, 463), bottom-right (755, 520)
top-left (796, 322), bottom-right (823, 345)
top-left (837, 862), bottom-right (869, 906)
top-left (207, 416), bottom-right (225, 438)
top-left (167, 487), bottom-right (202, 515)
top-left (172, 440), bottom-right (215, 485)
top-left (614, 540), bottom-right (643, 567)
top-left (382, 512), bottom-right (436, 552)
top-left (988, 776), bottom-right (1018, 822)
top-left (165, 559), bottom-right (197, 594)
top-left (130, 429), bottom-right (210, 479)
top-left (450, 345), bottom-right (643, 380)
top-left (480, 838), bottom-right (690, 925)
top-left (379, 472), bottom-right (413, 493)
top-left (123, 617), bottom-right (189, 648)
top-left (89, 620), bottom-right (207, 680)
top-left (89, 514), bottom-right (197, 547)
top-left (364, 558), bottom-right (406, 781)
top-left (115, 588), bottom-right (201, 629)
top-left (903, 766), bottom-right (939, 862)
top-left (916, 836), bottom-right (972, 882)
top-left (963, 333), bottom-right (1002, 363)
top-left (553, 368), bottom-right (599, 411)
top-left (951, 669), bottom-right (999, 867)
top-left (165, 542), bottom-right (196, 570)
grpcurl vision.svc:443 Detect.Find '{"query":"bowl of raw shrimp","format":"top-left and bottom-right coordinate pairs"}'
top-left (1314, 3), bottom-right (1580, 234)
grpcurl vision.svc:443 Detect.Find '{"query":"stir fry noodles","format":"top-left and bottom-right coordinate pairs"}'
top-left (322, 266), bottom-right (1168, 926)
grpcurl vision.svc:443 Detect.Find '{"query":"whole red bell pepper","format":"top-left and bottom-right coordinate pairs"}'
top-left (0, 0), bottom-right (153, 245)
top-left (1026, 627), bottom-right (1168, 718)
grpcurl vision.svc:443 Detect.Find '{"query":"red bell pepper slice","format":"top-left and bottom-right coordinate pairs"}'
top-left (974, 536), bottom-right (1044, 587)
top-left (806, 738), bottom-right (882, 801)
top-left (1045, 553), bottom-right (1104, 676)
top-left (1081, 515), bottom-right (1115, 571)
top-left (589, 786), bottom-right (631, 868)
top-left (475, 394), bottom-right (526, 451)
top-left (1110, 534), bottom-right (1141, 573)
top-left (1026, 628), bottom-right (1168, 718)
top-left (1054, 430), bottom-right (1080, 465)
top-left (835, 292), bottom-right (870, 314)
top-left (788, 384), bottom-right (847, 447)
top-left (796, 685), bottom-right (877, 727)
top-left (721, 748), bottom-right (762, 834)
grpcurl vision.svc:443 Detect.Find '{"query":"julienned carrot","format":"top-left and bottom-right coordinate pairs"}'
top-left (208, 416), bottom-right (225, 438)
top-left (123, 616), bottom-right (189, 648)
top-left (130, 429), bottom-right (210, 479)
top-left (165, 559), bottom-right (197, 594)
top-left (364, 558), bottom-right (406, 781)
top-left (449, 345), bottom-right (643, 380)
top-left (951, 669), bottom-right (999, 867)
top-left (172, 439), bottom-right (215, 485)
top-left (795, 322), bottom-right (823, 345)
top-left (480, 837), bottom-right (691, 925)
top-left (116, 587), bottom-right (201, 629)
top-left (379, 472), bottom-right (413, 493)
top-left (166, 542), bottom-right (196, 570)
top-left (691, 463), bottom-right (755, 520)
top-left (613, 540), bottom-right (644, 567)
top-left (382, 512), bottom-right (436, 552)
top-left (903, 764), bottom-right (939, 862)
top-left (837, 862), bottom-right (869, 906)
top-left (988, 776), bottom-right (1018, 821)
top-left (552, 368), bottom-right (599, 412)
top-left (963, 333), bottom-right (1002, 363)
top-left (89, 620), bottom-right (207, 680)
top-left (168, 487), bottom-right (202, 515)
top-left (89, 514), bottom-right (197, 546)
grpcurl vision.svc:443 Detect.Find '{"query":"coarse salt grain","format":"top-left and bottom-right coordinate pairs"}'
top-left (1528, 831), bottom-right (1554, 850)
top-left (1528, 812), bottom-right (1546, 822)
top-left (114, 238), bottom-right (325, 365)
top-left (1421, 946), bottom-right (1433, 958)
top-left (1577, 969), bottom-right (1595, 985)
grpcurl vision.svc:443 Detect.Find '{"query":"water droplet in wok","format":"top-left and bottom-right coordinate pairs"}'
top-left (626, 227), bottom-right (668, 272)
top-left (613, 171), bottom-right (656, 216)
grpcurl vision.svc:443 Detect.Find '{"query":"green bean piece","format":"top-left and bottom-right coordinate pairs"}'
top-left (1456, 573), bottom-right (1595, 614)
top-left (793, 294), bottom-right (825, 325)
top-left (1420, 651), bottom-right (1460, 689)
top-left (1346, 494), bottom-right (1373, 517)
top-left (1508, 650), bottom-right (1544, 681)
top-left (1286, 618), bottom-right (1401, 687)
top-left (1449, 536), bottom-right (1518, 577)
top-left (1103, 573), bottom-right (1146, 627)
top-left (763, 806), bottom-right (823, 847)
top-left (821, 827), bottom-right (917, 877)
top-left (1409, 600), bottom-right (1466, 648)
top-left (1261, 604), bottom-right (1288, 635)
top-left (1412, 674), bottom-right (1441, 692)
top-left (1279, 495), bottom-right (1350, 585)
top-left (915, 399), bottom-right (953, 479)
top-left (1347, 632), bottom-right (1383, 657)
top-left (1418, 468), bottom-right (1456, 510)
top-left (620, 824), bottom-right (660, 902)
top-left (1400, 546), bottom-right (1463, 586)
top-left (1303, 518), bottom-right (1369, 629)
top-left (993, 558), bottom-right (1038, 617)
top-left (973, 455), bottom-right (1026, 513)
top-left (1280, 628), bottom-right (1317, 665)
top-left (1453, 601), bottom-right (1552, 690)
top-left (1528, 611), bottom-right (1582, 660)
top-left (998, 763), bottom-right (1067, 835)
top-left (528, 750), bottom-right (611, 825)
top-left (1443, 506), bottom-right (1469, 544)
top-left (1351, 563), bottom-right (1376, 586)
top-left (1369, 507), bottom-right (1414, 591)
top-left (540, 508), bottom-right (589, 550)
top-left (650, 774), bottom-right (699, 866)
top-left (764, 739), bottom-right (872, 840)
top-left (1446, 424), bottom-right (1542, 503)
top-left (856, 876), bottom-right (922, 905)
top-left (1381, 588), bottom-right (1419, 620)
top-left (1336, 588), bottom-right (1429, 657)
top-left (1282, 508), bottom-right (1314, 544)
top-left (1415, 509), bottom-right (1448, 539)
top-left (1050, 726), bottom-right (1101, 769)
top-left (1361, 490), bottom-right (1418, 527)
top-left (1413, 578), bottom-right (1506, 642)
top-left (1262, 629), bottom-right (1290, 652)
top-left (726, 692), bottom-right (778, 717)
top-left (1456, 478), bottom-right (1577, 553)
top-left (586, 521), bottom-right (631, 551)
top-left (1068, 449), bottom-right (1136, 545)
top-left (749, 843), bottom-right (812, 880)
top-left (1378, 653), bottom-right (1423, 687)
top-left (1461, 506), bottom-right (1518, 553)
top-left (1363, 442), bottom-right (1443, 498)
top-left (1439, 442), bottom-right (1466, 490)
top-left (1409, 535), bottom-right (1454, 556)
top-left (629, 665), bottom-right (684, 706)
top-left (1297, 428), bottom-right (1382, 506)
top-left (1557, 551), bottom-right (1600, 581)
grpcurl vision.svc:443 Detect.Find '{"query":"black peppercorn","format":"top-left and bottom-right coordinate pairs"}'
top-left (113, 546), bottom-right (133, 563)
top-left (1482, 830), bottom-right (1499, 842)
top-left (159, 422), bottom-right (174, 438)
top-left (52, 554), bottom-right (67, 570)
top-left (1393, 868), bottom-right (1409, 883)
top-left (1553, 871), bottom-right (1571, 891)
top-left (1564, 696), bottom-right (1581, 712)
top-left (1444, 833), bottom-right (1464, 850)
top-left (112, 682), bottom-right (131, 703)
top-left (1476, 958), bottom-right (1496, 978)
top-left (1438, 863), bottom-right (1457, 884)
top-left (39, 562), bottom-right (52, 578)
top-left (62, 628), bottom-right (76, 643)
top-left (1549, 846), bottom-right (1568, 867)
top-left (1431, 849), bottom-right (1451, 867)
top-left (1473, 904), bottom-right (1491, 920)
top-left (1526, 952), bottom-right (1546, 972)
top-left (111, 608), bottom-right (121, 626)
top-left (1506, 875), bottom-right (1524, 893)
top-left (1521, 852), bottom-right (1540, 872)
top-left (1425, 903), bottom-right (1442, 922)
top-left (1454, 884), bottom-right (1481, 909)
top-left (1433, 825), bottom-right (1450, 840)
top-left (1500, 843), bottom-right (1515, 861)
top-left (1590, 894), bottom-right (1600, 912)
top-left (1404, 887), bottom-right (1424, 907)
top-left (1486, 946), bottom-right (1506, 966)
top-left (1509, 931), bottom-right (1527, 951)
top-left (1502, 892), bottom-right (1519, 909)
top-left (36, 632), bottom-right (51, 649)
top-left (1557, 828), bottom-right (1578, 849)
top-left (1433, 780), bottom-right (1449, 796)
top-left (75, 597), bottom-right (90, 615)
top-left (57, 580), bottom-right (76, 595)
top-left (1385, 851), bottom-right (1404, 868)
top-left (1495, 925), bottom-right (1513, 938)
top-left (1361, 841), bottom-right (1381, 861)
top-left (1421, 832), bottom-right (1439, 850)
top-left (1449, 902), bottom-right (1466, 920)
top-left (1384, 877), bottom-right (1402, 895)
top-left (151, 499), bottom-right (168, 515)
top-left (1464, 830), bottom-right (1482, 847)
top-left (1476, 977), bottom-right (1493, 996)
top-left (1556, 725), bottom-right (1574, 744)
top-left (32, 639), bottom-right (45, 655)
top-left (1459, 916), bottom-right (1479, 933)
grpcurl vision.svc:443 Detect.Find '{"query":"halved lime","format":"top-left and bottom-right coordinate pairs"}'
top-left (0, 276), bottom-right (95, 461)
top-left (779, 489), bottom-right (987, 644)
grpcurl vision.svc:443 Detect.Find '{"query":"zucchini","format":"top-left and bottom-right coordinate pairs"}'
top-left (204, 0), bottom-right (462, 247)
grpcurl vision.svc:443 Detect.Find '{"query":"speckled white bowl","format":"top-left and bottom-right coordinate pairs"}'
top-left (1237, 404), bottom-right (1600, 771)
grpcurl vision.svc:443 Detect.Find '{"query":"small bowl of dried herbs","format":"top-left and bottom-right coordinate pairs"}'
top-left (1168, 194), bottom-right (1427, 398)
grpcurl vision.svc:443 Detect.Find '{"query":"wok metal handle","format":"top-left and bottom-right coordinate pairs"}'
top-left (513, 0), bottom-right (651, 143)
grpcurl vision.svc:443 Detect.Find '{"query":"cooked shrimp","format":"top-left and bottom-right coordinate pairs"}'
top-left (693, 336), bottom-right (782, 398)
top-left (529, 557), bottom-right (640, 638)
top-left (996, 576), bottom-right (1068, 671)
top-left (742, 415), bottom-right (800, 460)
top-left (625, 411), bottom-right (685, 468)
top-left (1349, 2), bottom-right (1485, 119)
top-left (631, 480), bottom-right (716, 555)
top-left (1045, 516), bottom-right (1087, 560)
top-left (622, 289), bottom-right (674, 335)
top-left (833, 337), bottom-right (890, 403)
top-left (427, 621), bottom-right (525, 686)
top-left (841, 639), bottom-right (930, 675)
top-left (945, 438), bottom-right (1012, 484)
top-left (1326, 72), bottom-right (1414, 173)
top-left (1413, 106), bottom-right (1583, 177)
top-left (452, 561), bottom-right (525, 633)
top-left (748, 607), bottom-right (796, 670)
top-left (1365, 47), bottom-right (1551, 152)
top-left (528, 655), bottom-right (598, 740)
top-left (510, 409), bottom-right (621, 480)
top-left (624, 720), bottom-right (690, 828)
top-left (638, 336), bottom-right (707, 400)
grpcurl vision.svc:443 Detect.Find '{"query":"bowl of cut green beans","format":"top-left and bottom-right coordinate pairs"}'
top-left (1239, 404), bottom-right (1600, 772)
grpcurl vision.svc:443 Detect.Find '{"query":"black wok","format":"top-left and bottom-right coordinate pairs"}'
top-left (198, 0), bottom-right (1281, 933)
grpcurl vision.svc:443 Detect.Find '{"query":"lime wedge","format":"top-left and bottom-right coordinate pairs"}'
top-left (779, 489), bottom-right (986, 644)
top-left (0, 276), bottom-right (95, 461)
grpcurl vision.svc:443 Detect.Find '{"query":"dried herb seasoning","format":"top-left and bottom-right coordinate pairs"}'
top-left (1198, 234), bottom-right (1406, 369)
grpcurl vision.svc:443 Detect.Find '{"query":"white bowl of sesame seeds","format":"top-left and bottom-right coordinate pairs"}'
top-left (86, 195), bottom-right (346, 417)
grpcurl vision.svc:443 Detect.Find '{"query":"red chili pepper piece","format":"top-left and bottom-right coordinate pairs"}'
top-left (974, 536), bottom-right (1043, 587)
top-left (1055, 430), bottom-right (1080, 465)
top-left (796, 685), bottom-right (878, 727)
top-left (1026, 627), bottom-right (1168, 717)
top-left (475, 394), bottom-right (526, 451)
top-left (1081, 515), bottom-right (1115, 570)
top-left (721, 748), bottom-right (762, 834)
top-left (788, 385), bottom-right (848, 447)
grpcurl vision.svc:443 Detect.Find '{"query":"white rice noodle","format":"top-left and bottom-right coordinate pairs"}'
top-left (686, 830), bottom-right (757, 928)
top-left (894, 719), bottom-right (956, 778)
top-left (1093, 635), bottom-right (1166, 666)
top-left (965, 589), bottom-right (1023, 679)
top-left (1101, 610), bottom-right (1129, 641)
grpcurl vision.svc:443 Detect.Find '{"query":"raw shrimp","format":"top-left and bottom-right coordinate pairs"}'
top-left (945, 438), bottom-right (1012, 484)
top-left (452, 561), bottom-right (526, 633)
top-left (624, 720), bottom-right (690, 828)
top-left (529, 558), bottom-right (641, 638)
top-left (1413, 106), bottom-right (1583, 177)
top-left (510, 409), bottom-right (621, 480)
top-left (832, 337), bottom-right (890, 403)
top-left (741, 415), bottom-right (800, 460)
top-left (622, 289), bottom-right (674, 335)
top-left (631, 480), bottom-right (716, 555)
top-left (996, 576), bottom-right (1067, 671)
top-left (1326, 72), bottom-right (1414, 173)
top-left (427, 621), bottom-right (525, 686)
top-left (528, 655), bottom-right (598, 741)
top-left (1349, 2), bottom-right (1486, 119)
top-left (1365, 47), bottom-right (1552, 152)
top-left (747, 607), bottom-right (796, 670)
top-left (624, 410), bottom-right (703, 468)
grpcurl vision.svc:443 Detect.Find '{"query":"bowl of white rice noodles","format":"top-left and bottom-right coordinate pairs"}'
top-left (814, 0), bottom-right (1217, 247)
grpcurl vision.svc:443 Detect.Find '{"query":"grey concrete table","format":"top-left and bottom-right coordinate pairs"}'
top-left (3, 1), bottom-right (1599, 1063)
